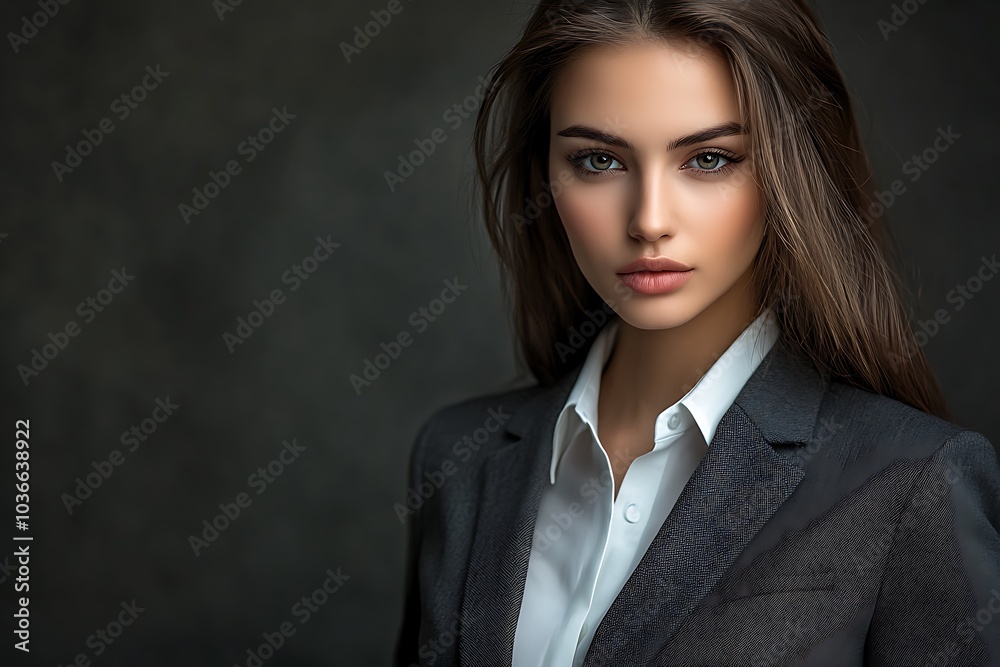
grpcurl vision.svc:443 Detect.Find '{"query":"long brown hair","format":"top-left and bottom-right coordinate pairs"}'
top-left (472, 0), bottom-right (951, 420)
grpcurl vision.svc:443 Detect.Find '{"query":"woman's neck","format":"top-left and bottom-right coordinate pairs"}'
top-left (598, 275), bottom-right (760, 432)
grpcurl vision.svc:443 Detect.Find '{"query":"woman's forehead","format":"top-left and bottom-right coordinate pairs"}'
top-left (549, 41), bottom-right (741, 147)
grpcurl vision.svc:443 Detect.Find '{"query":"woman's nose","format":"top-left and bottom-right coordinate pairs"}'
top-left (627, 171), bottom-right (677, 242)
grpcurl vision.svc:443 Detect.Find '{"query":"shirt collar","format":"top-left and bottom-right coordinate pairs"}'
top-left (549, 309), bottom-right (779, 484)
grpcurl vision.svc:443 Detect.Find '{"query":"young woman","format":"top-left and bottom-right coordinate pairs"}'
top-left (395, 1), bottom-right (1000, 665)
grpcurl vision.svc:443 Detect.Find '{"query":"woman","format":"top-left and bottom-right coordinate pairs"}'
top-left (395, 1), bottom-right (1000, 665)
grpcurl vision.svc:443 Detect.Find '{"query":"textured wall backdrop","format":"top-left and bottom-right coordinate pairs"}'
top-left (1, 0), bottom-right (998, 665)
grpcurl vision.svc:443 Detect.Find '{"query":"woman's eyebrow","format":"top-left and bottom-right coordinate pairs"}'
top-left (554, 121), bottom-right (744, 152)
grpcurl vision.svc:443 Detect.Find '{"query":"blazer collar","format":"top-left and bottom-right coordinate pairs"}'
top-left (457, 334), bottom-right (828, 666)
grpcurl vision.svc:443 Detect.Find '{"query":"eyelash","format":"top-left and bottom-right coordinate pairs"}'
top-left (565, 148), bottom-right (745, 179)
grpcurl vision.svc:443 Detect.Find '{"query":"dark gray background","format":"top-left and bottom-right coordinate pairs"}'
top-left (1, 0), bottom-right (997, 665)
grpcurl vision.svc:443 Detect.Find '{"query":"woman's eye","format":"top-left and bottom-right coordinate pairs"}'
top-left (687, 152), bottom-right (731, 171)
top-left (579, 153), bottom-right (624, 172)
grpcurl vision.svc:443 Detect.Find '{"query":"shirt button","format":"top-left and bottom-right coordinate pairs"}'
top-left (624, 503), bottom-right (641, 523)
top-left (667, 412), bottom-right (681, 430)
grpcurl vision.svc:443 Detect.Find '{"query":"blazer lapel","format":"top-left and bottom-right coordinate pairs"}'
top-left (583, 338), bottom-right (828, 666)
top-left (457, 365), bottom-right (580, 666)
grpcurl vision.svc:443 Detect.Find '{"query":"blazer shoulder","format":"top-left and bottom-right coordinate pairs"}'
top-left (815, 377), bottom-right (994, 461)
top-left (410, 378), bottom-right (546, 468)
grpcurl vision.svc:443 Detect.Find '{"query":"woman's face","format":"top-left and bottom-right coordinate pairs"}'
top-left (548, 39), bottom-right (764, 331)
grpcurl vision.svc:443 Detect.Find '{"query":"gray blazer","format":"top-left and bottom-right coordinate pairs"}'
top-left (394, 336), bottom-right (1000, 666)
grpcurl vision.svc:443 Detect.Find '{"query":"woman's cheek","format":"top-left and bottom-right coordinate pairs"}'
top-left (556, 188), bottom-right (617, 256)
top-left (727, 190), bottom-right (766, 257)
top-left (696, 180), bottom-right (763, 259)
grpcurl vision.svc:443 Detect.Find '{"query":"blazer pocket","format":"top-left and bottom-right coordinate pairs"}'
top-left (720, 570), bottom-right (837, 603)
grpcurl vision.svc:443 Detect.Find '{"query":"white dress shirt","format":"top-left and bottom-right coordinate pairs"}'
top-left (512, 309), bottom-right (779, 667)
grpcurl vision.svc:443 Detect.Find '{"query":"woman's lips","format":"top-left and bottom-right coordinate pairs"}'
top-left (617, 256), bottom-right (692, 273)
top-left (616, 269), bottom-right (693, 295)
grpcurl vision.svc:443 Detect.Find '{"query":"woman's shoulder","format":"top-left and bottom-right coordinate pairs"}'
top-left (807, 374), bottom-right (997, 478)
